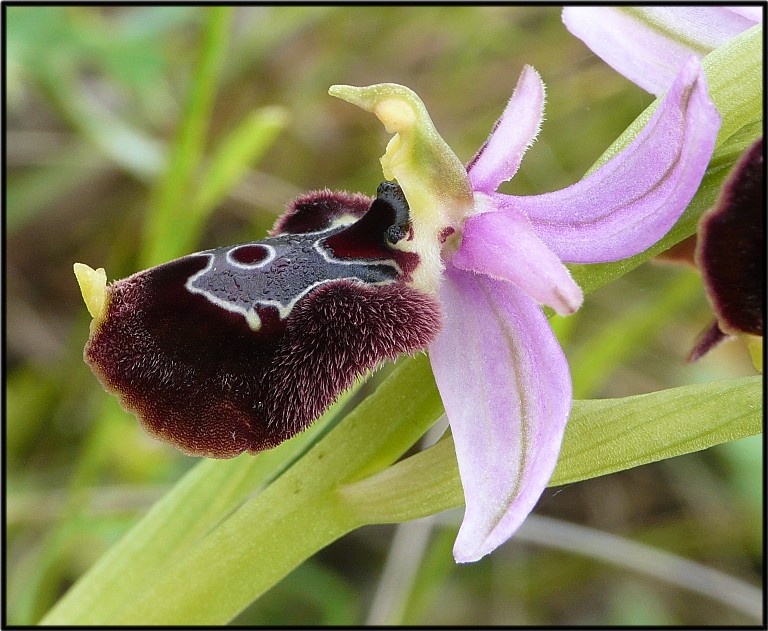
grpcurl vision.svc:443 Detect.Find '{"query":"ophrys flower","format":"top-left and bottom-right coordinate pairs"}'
top-left (331, 55), bottom-right (719, 561)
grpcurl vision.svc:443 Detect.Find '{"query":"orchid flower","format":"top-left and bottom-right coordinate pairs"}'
top-left (75, 57), bottom-right (719, 564)
top-left (331, 55), bottom-right (720, 562)
top-left (562, 5), bottom-right (761, 95)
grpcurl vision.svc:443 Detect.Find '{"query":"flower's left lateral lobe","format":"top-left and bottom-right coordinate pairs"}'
top-left (77, 183), bottom-right (441, 457)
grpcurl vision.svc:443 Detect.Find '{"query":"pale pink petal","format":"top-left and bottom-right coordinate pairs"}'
top-left (429, 265), bottom-right (572, 563)
top-left (503, 57), bottom-right (720, 263)
top-left (451, 203), bottom-right (582, 315)
top-left (466, 65), bottom-right (545, 193)
top-left (563, 6), bottom-right (759, 95)
top-left (725, 6), bottom-right (763, 22)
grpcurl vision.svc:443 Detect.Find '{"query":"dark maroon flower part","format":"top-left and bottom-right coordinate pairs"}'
top-left (687, 320), bottom-right (730, 363)
top-left (83, 182), bottom-right (442, 457)
top-left (689, 137), bottom-right (765, 361)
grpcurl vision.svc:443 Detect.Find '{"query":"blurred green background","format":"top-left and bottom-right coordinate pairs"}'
top-left (6, 6), bottom-right (761, 626)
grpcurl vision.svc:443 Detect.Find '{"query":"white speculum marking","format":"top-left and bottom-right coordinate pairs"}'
top-left (185, 225), bottom-right (401, 332)
top-left (225, 244), bottom-right (277, 269)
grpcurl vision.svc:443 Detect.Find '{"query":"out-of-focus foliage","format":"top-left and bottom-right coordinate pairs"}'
top-left (6, 6), bottom-right (761, 626)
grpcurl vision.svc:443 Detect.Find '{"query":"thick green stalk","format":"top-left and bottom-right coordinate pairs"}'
top-left (39, 384), bottom-right (356, 625)
top-left (340, 375), bottom-right (763, 523)
top-left (115, 495), bottom-right (353, 625)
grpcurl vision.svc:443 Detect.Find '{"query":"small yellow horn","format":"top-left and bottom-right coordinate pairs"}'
top-left (73, 263), bottom-right (108, 324)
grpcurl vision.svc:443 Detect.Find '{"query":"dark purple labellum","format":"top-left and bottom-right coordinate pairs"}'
top-left (696, 137), bottom-right (764, 338)
top-left (84, 183), bottom-right (441, 457)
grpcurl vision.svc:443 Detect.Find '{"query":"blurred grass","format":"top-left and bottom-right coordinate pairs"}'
top-left (5, 5), bottom-right (761, 626)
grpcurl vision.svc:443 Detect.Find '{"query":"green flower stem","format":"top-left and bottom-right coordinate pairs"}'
top-left (39, 383), bottom-right (359, 625)
top-left (115, 494), bottom-right (351, 625)
top-left (704, 24), bottom-right (763, 144)
top-left (40, 458), bottom-right (271, 625)
top-left (141, 7), bottom-right (233, 268)
top-left (585, 25), bottom-right (761, 171)
top-left (552, 376), bottom-right (763, 485)
top-left (342, 375), bottom-right (763, 525)
top-left (341, 432), bottom-right (462, 524)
